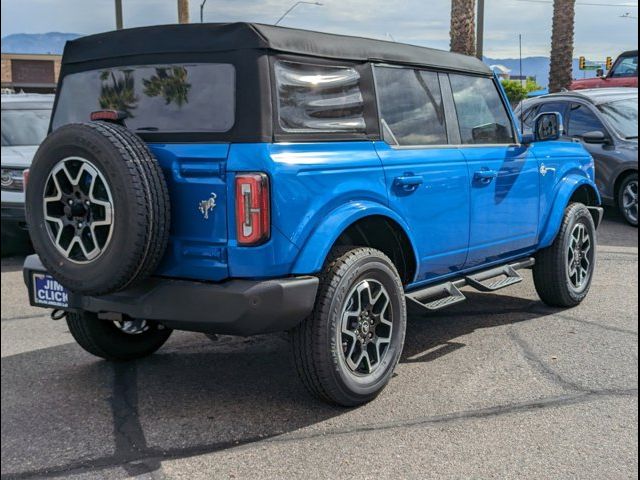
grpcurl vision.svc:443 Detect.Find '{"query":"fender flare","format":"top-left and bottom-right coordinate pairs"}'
top-left (539, 174), bottom-right (602, 249)
top-left (291, 200), bottom-right (419, 279)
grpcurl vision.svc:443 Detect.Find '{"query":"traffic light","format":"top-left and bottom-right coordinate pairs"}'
top-left (606, 56), bottom-right (613, 70)
top-left (579, 56), bottom-right (586, 70)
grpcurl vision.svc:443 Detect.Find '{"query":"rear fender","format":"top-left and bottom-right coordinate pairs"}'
top-left (292, 201), bottom-right (419, 279)
top-left (539, 174), bottom-right (601, 249)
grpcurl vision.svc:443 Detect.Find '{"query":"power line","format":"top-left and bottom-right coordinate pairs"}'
top-left (513, 0), bottom-right (638, 7)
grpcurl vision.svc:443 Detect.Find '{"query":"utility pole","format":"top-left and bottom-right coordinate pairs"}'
top-left (115, 0), bottom-right (123, 30)
top-left (476, 0), bottom-right (484, 60)
top-left (178, 0), bottom-right (190, 24)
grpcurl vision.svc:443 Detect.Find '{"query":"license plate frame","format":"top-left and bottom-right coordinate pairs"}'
top-left (31, 272), bottom-right (70, 308)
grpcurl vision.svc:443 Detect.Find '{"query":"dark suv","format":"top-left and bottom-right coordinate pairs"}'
top-left (23, 23), bottom-right (603, 406)
top-left (516, 88), bottom-right (638, 226)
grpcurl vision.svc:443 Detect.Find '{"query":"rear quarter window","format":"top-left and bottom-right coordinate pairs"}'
top-left (52, 63), bottom-right (235, 133)
top-left (274, 60), bottom-right (366, 133)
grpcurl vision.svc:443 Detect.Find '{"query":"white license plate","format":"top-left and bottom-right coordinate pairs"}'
top-left (32, 273), bottom-right (69, 308)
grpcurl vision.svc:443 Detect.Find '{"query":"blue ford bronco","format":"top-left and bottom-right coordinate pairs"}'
top-left (23, 23), bottom-right (603, 406)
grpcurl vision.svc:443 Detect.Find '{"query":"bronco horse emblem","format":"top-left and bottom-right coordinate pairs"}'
top-left (198, 193), bottom-right (217, 219)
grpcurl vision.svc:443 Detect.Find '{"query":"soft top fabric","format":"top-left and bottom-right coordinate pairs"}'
top-left (62, 22), bottom-right (491, 75)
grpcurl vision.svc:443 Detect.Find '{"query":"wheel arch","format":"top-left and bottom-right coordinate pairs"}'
top-left (539, 175), bottom-right (601, 249)
top-left (291, 202), bottom-right (419, 285)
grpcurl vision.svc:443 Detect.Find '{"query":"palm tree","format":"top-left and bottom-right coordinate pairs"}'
top-left (548, 0), bottom-right (576, 92)
top-left (98, 69), bottom-right (138, 117)
top-left (450, 0), bottom-right (476, 56)
top-left (142, 67), bottom-right (191, 107)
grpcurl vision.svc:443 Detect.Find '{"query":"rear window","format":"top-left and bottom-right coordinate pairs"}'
top-left (52, 63), bottom-right (235, 133)
top-left (274, 60), bottom-right (366, 133)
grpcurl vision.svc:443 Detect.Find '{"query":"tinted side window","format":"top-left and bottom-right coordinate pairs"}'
top-left (274, 60), bottom-right (365, 133)
top-left (610, 55), bottom-right (638, 78)
top-left (374, 67), bottom-right (447, 146)
top-left (449, 74), bottom-right (515, 144)
top-left (567, 103), bottom-right (604, 137)
top-left (520, 105), bottom-right (539, 134)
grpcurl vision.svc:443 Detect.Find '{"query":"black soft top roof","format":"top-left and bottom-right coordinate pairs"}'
top-left (62, 22), bottom-right (492, 75)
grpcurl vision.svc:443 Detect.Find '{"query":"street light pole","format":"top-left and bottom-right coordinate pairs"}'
top-left (275, 1), bottom-right (323, 26)
top-left (115, 0), bottom-right (123, 30)
top-left (200, 0), bottom-right (208, 23)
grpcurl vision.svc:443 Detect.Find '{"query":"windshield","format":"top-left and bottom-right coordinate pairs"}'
top-left (1, 108), bottom-right (51, 146)
top-left (598, 98), bottom-right (638, 139)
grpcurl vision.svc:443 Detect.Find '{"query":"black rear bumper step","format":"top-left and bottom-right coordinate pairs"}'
top-left (407, 258), bottom-right (535, 312)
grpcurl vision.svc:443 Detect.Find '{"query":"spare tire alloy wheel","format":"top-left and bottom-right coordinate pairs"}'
top-left (26, 122), bottom-right (170, 295)
top-left (43, 157), bottom-right (114, 263)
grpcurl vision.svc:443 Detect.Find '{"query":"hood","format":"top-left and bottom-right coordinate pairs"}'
top-left (1, 145), bottom-right (39, 168)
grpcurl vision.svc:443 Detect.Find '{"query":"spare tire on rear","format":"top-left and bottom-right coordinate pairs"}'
top-left (26, 121), bottom-right (170, 295)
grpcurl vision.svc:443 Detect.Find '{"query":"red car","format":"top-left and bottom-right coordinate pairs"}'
top-left (571, 50), bottom-right (638, 90)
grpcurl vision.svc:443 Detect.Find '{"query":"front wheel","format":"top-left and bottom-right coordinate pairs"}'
top-left (618, 173), bottom-right (638, 227)
top-left (66, 311), bottom-right (172, 361)
top-left (533, 203), bottom-right (597, 308)
top-left (290, 247), bottom-right (407, 407)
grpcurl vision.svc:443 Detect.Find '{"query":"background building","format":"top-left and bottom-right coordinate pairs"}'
top-left (1, 53), bottom-right (61, 93)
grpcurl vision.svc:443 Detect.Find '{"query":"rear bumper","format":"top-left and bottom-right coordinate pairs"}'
top-left (23, 255), bottom-right (319, 336)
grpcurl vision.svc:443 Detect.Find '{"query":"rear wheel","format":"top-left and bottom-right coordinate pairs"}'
top-left (618, 173), bottom-right (638, 227)
top-left (533, 203), bottom-right (597, 307)
top-left (66, 311), bottom-right (172, 361)
top-left (291, 247), bottom-right (407, 406)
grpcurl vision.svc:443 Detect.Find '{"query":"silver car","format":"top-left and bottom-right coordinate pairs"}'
top-left (1, 93), bottom-right (54, 254)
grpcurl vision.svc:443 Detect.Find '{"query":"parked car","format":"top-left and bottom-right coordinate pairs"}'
top-left (571, 50), bottom-right (638, 90)
top-left (516, 88), bottom-right (638, 226)
top-left (1, 93), bottom-right (54, 255)
top-left (23, 23), bottom-right (603, 406)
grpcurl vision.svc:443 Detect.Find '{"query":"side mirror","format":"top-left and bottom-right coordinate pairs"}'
top-left (581, 130), bottom-right (609, 144)
top-left (596, 68), bottom-right (604, 78)
top-left (533, 112), bottom-right (564, 142)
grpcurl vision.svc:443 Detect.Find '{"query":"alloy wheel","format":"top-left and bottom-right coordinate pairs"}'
top-left (567, 223), bottom-right (593, 291)
top-left (339, 279), bottom-right (393, 375)
top-left (43, 157), bottom-right (114, 264)
top-left (622, 180), bottom-right (638, 225)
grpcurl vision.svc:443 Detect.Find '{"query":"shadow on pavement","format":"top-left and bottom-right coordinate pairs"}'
top-left (1, 290), bottom-right (561, 479)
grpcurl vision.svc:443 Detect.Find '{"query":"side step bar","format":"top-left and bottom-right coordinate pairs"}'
top-left (407, 258), bottom-right (535, 312)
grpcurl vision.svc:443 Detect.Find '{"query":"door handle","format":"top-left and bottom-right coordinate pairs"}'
top-left (474, 169), bottom-right (498, 185)
top-left (394, 175), bottom-right (423, 192)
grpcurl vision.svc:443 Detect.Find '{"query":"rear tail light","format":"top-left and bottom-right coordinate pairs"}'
top-left (235, 173), bottom-right (270, 246)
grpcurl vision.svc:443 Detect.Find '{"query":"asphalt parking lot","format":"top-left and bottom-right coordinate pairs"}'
top-left (1, 208), bottom-right (637, 480)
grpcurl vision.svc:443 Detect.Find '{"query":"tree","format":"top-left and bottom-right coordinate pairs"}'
top-left (548, 0), bottom-right (576, 92)
top-left (501, 78), bottom-right (543, 105)
top-left (450, 0), bottom-right (476, 56)
top-left (143, 67), bottom-right (192, 107)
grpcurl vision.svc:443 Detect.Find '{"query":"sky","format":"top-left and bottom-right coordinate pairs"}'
top-left (0, 0), bottom-right (638, 59)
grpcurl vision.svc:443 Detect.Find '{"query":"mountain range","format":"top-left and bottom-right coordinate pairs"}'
top-left (1, 32), bottom-right (600, 87)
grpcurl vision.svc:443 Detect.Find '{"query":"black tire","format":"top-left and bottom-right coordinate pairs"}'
top-left (533, 203), bottom-right (597, 308)
top-left (66, 311), bottom-right (172, 361)
top-left (617, 172), bottom-right (638, 227)
top-left (26, 121), bottom-right (170, 295)
top-left (291, 247), bottom-right (407, 407)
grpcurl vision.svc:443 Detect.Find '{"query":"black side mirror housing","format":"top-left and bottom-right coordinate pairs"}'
top-left (581, 130), bottom-right (609, 144)
top-left (533, 112), bottom-right (564, 142)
